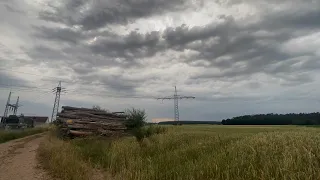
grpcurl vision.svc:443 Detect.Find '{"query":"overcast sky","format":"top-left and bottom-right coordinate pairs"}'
top-left (1, 0), bottom-right (320, 121)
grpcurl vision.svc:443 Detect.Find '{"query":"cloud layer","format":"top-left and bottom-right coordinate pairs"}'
top-left (1, 0), bottom-right (320, 120)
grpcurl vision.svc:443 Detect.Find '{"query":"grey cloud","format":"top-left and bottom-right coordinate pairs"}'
top-left (75, 74), bottom-right (143, 95)
top-left (161, 9), bottom-right (320, 82)
top-left (0, 72), bottom-right (28, 87)
top-left (247, 82), bottom-right (261, 89)
top-left (25, 45), bottom-right (68, 62)
top-left (90, 30), bottom-right (164, 60)
top-left (71, 64), bottom-right (95, 75)
top-left (31, 25), bottom-right (163, 67)
top-left (0, 0), bottom-right (25, 14)
top-left (4, 4), bottom-right (25, 14)
top-left (277, 73), bottom-right (314, 87)
top-left (33, 26), bottom-right (87, 44)
top-left (163, 16), bottom-right (237, 47)
top-left (30, 0), bottom-right (320, 87)
top-left (39, 0), bottom-right (192, 30)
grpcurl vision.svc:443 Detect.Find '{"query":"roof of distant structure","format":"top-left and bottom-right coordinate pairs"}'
top-left (24, 116), bottom-right (48, 123)
top-left (152, 118), bottom-right (174, 123)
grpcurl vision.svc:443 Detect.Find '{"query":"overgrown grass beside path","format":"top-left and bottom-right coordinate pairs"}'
top-left (38, 125), bottom-right (320, 180)
top-left (0, 127), bottom-right (48, 143)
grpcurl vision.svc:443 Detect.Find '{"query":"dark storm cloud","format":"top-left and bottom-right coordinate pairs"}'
top-left (75, 73), bottom-right (146, 95)
top-left (39, 0), bottom-right (192, 30)
top-left (90, 30), bottom-right (164, 60)
top-left (162, 16), bottom-right (237, 47)
top-left (33, 26), bottom-right (88, 44)
top-left (30, 0), bottom-right (320, 87)
top-left (30, 27), bottom-right (163, 67)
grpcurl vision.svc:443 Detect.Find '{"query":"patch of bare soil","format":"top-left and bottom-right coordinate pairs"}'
top-left (0, 134), bottom-right (52, 180)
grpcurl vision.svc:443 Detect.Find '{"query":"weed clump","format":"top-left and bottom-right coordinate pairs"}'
top-left (132, 125), bottom-right (167, 142)
top-left (124, 108), bottom-right (167, 142)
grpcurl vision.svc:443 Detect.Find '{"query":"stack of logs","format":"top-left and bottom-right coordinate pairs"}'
top-left (56, 106), bottom-right (128, 137)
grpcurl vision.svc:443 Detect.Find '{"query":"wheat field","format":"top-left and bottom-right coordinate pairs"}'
top-left (39, 125), bottom-right (320, 180)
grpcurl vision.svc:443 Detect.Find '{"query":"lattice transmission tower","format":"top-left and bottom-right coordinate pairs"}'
top-left (3, 91), bottom-right (20, 118)
top-left (51, 81), bottom-right (65, 123)
top-left (157, 86), bottom-right (195, 122)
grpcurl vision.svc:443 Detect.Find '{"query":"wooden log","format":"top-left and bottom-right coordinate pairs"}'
top-left (58, 118), bottom-right (126, 124)
top-left (69, 130), bottom-right (93, 136)
top-left (62, 106), bottom-right (98, 111)
top-left (61, 106), bottom-right (126, 118)
top-left (67, 123), bottom-right (125, 130)
top-left (57, 113), bottom-right (126, 121)
top-left (69, 120), bottom-right (124, 126)
top-left (68, 112), bottom-right (113, 119)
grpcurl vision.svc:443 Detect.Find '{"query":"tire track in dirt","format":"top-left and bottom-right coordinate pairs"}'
top-left (0, 134), bottom-right (52, 180)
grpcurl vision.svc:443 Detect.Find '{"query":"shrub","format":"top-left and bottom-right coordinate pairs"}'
top-left (124, 108), bottom-right (147, 129)
top-left (133, 125), bottom-right (167, 142)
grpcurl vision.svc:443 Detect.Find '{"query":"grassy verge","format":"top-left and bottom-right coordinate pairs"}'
top-left (0, 127), bottom-right (48, 143)
top-left (37, 131), bottom-right (98, 180)
top-left (39, 125), bottom-right (320, 180)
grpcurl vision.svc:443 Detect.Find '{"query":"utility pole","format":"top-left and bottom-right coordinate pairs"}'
top-left (51, 81), bottom-right (64, 123)
top-left (157, 86), bottom-right (195, 123)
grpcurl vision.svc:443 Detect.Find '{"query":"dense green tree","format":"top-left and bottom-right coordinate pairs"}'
top-left (222, 112), bottom-right (320, 125)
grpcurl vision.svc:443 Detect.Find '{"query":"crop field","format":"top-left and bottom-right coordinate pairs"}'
top-left (39, 125), bottom-right (320, 180)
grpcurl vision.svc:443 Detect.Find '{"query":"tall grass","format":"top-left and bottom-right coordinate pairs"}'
top-left (40, 125), bottom-right (320, 180)
top-left (0, 127), bottom-right (47, 143)
top-left (37, 131), bottom-right (98, 180)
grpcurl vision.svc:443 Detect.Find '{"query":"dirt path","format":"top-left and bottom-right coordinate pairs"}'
top-left (0, 134), bottom-right (52, 180)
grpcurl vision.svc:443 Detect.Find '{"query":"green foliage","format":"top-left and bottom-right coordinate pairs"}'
top-left (222, 112), bottom-right (320, 125)
top-left (132, 125), bottom-right (167, 142)
top-left (124, 108), bottom-right (147, 129)
top-left (0, 127), bottom-right (47, 143)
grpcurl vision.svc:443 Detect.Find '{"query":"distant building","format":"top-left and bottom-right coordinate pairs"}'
top-left (24, 116), bottom-right (48, 126)
top-left (151, 118), bottom-right (174, 123)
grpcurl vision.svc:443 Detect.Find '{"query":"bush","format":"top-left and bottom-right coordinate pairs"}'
top-left (124, 108), bottom-right (147, 129)
top-left (133, 125), bottom-right (167, 142)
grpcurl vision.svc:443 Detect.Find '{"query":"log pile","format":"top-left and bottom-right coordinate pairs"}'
top-left (56, 106), bottom-right (128, 137)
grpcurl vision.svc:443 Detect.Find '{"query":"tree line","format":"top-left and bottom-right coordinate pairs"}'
top-left (158, 121), bottom-right (221, 125)
top-left (221, 112), bottom-right (320, 125)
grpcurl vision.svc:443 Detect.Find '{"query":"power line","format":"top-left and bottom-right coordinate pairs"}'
top-left (1, 82), bottom-right (319, 103)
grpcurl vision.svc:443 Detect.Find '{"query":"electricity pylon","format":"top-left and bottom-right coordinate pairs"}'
top-left (3, 91), bottom-right (20, 117)
top-left (51, 81), bottom-right (65, 123)
top-left (157, 86), bottom-right (195, 122)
